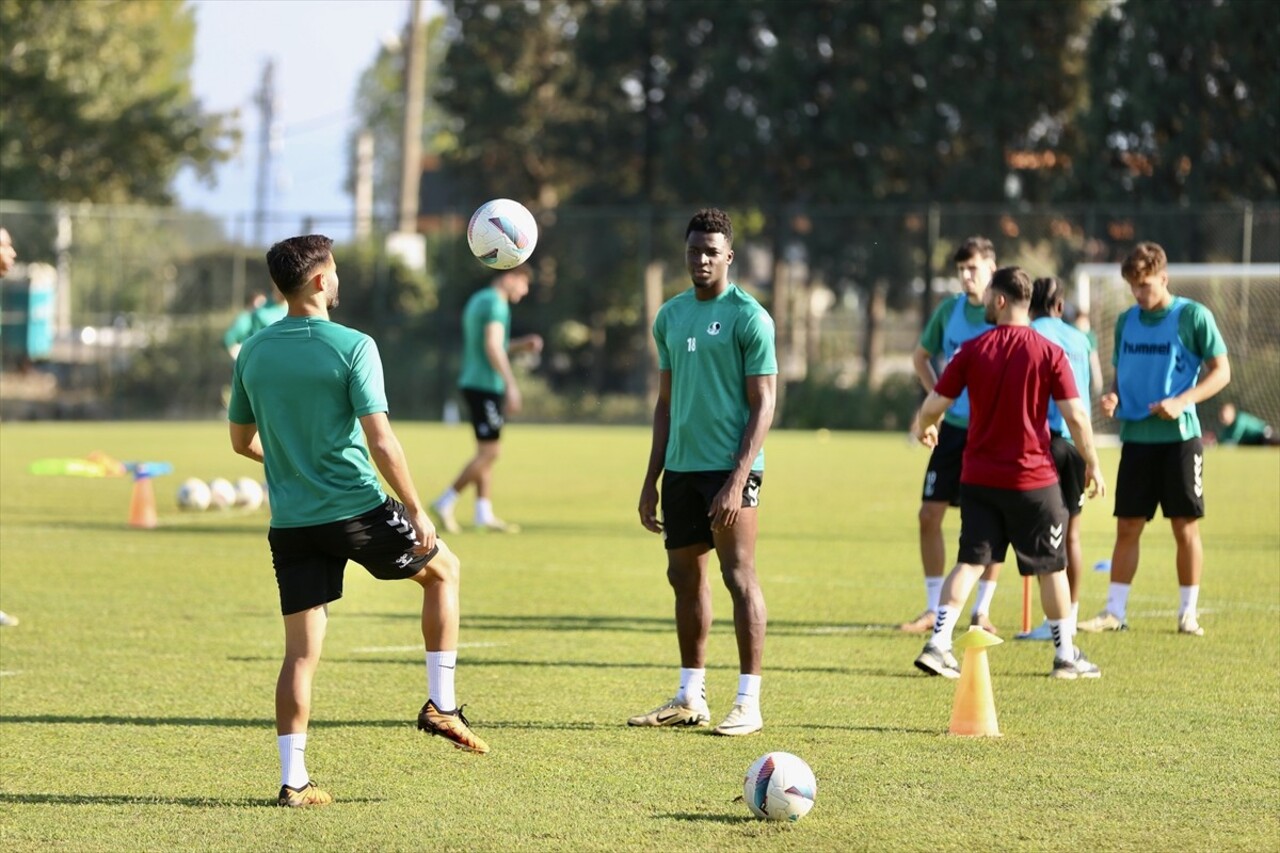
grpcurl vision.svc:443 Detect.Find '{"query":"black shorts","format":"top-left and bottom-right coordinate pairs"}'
top-left (958, 483), bottom-right (1068, 576)
top-left (1050, 435), bottom-right (1087, 518)
top-left (661, 470), bottom-right (763, 550)
top-left (921, 421), bottom-right (967, 506)
top-left (268, 497), bottom-right (437, 615)
top-left (1114, 438), bottom-right (1205, 520)
top-left (462, 387), bottom-right (504, 442)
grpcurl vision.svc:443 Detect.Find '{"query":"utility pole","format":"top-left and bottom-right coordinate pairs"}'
top-left (397, 0), bottom-right (426, 235)
top-left (253, 59), bottom-right (281, 246)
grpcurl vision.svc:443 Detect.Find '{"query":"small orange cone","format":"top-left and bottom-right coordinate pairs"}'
top-left (128, 476), bottom-right (158, 529)
top-left (949, 626), bottom-right (1003, 737)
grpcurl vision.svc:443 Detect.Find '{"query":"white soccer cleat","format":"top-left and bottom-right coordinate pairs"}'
top-left (712, 703), bottom-right (763, 737)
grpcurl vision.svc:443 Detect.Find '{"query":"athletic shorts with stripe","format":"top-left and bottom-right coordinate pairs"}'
top-left (1114, 438), bottom-right (1205, 520)
top-left (661, 470), bottom-right (763, 550)
top-left (958, 483), bottom-right (1068, 577)
top-left (920, 421), bottom-right (967, 506)
top-left (1050, 434), bottom-right (1086, 518)
top-left (268, 497), bottom-right (438, 615)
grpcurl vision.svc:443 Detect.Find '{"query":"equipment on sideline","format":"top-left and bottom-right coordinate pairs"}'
top-left (949, 627), bottom-right (1002, 737)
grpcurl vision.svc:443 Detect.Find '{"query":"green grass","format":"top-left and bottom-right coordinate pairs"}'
top-left (1, 422), bottom-right (1277, 851)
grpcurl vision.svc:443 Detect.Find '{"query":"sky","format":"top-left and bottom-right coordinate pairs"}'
top-left (173, 0), bottom-right (437, 239)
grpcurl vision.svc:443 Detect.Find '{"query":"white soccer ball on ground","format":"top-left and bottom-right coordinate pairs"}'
top-left (743, 752), bottom-right (817, 822)
top-left (235, 476), bottom-right (264, 511)
top-left (175, 478), bottom-right (211, 511)
top-left (207, 477), bottom-right (238, 509)
top-left (467, 198), bottom-right (538, 270)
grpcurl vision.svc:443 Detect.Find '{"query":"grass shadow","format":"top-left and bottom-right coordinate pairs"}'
top-left (0, 714), bottom-right (402, 729)
top-left (0, 791), bottom-right (381, 807)
top-left (658, 811), bottom-right (757, 825)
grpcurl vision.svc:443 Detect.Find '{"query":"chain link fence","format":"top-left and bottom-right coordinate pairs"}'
top-left (2, 199), bottom-right (1276, 431)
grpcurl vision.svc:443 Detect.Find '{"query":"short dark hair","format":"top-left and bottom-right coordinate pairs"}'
top-left (1030, 276), bottom-right (1065, 318)
top-left (266, 235), bottom-right (334, 294)
top-left (686, 208), bottom-right (733, 245)
top-left (953, 236), bottom-right (995, 264)
top-left (989, 266), bottom-right (1032, 304)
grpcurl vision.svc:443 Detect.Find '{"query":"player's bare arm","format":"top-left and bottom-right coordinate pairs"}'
top-left (1149, 354), bottom-right (1231, 420)
top-left (485, 321), bottom-right (522, 414)
top-left (638, 371), bottom-right (672, 534)
top-left (360, 412), bottom-right (437, 553)
top-left (711, 374), bottom-right (776, 532)
top-left (913, 390), bottom-right (954, 449)
top-left (229, 422), bottom-right (265, 463)
top-left (910, 345), bottom-right (938, 394)
top-left (1060, 396), bottom-right (1107, 499)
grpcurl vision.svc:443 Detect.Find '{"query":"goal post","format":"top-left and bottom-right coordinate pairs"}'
top-left (1072, 263), bottom-right (1280, 436)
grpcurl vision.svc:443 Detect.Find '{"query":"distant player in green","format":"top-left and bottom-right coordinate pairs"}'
top-left (229, 235), bottom-right (489, 809)
top-left (223, 291), bottom-right (267, 360)
top-left (1216, 402), bottom-right (1276, 446)
top-left (902, 237), bottom-right (1003, 636)
top-left (431, 268), bottom-right (542, 533)
top-left (1079, 242), bottom-right (1231, 637)
top-left (631, 208), bottom-right (778, 737)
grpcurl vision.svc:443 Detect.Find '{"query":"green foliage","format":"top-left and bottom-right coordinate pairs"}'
top-left (0, 0), bottom-right (236, 204)
top-left (779, 372), bottom-right (921, 431)
top-left (1, 423), bottom-right (1277, 849)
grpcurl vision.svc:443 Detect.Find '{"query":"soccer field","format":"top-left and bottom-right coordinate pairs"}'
top-left (1, 422), bottom-right (1277, 851)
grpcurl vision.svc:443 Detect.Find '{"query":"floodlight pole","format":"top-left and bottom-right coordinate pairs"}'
top-left (397, 0), bottom-right (426, 235)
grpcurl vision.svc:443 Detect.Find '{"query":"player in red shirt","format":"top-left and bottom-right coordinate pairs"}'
top-left (912, 266), bottom-right (1108, 679)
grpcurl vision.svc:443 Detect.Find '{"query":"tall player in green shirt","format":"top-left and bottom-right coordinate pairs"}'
top-left (631, 208), bottom-right (778, 737)
top-left (229, 235), bottom-right (490, 808)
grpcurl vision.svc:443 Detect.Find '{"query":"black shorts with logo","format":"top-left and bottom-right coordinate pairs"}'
top-left (661, 470), bottom-right (763, 550)
top-left (1050, 434), bottom-right (1087, 518)
top-left (268, 497), bottom-right (437, 615)
top-left (1114, 438), bottom-right (1205, 520)
top-left (958, 483), bottom-right (1068, 577)
top-left (921, 421), bottom-right (967, 506)
top-left (462, 387), bottom-right (505, 442)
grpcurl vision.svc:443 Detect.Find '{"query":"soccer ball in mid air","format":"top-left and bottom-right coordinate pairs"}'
top-left (743, 752), bottom-right (817, 822)
top-left (467, 198), bottom-right (538, 270)
top-left (176, 478), bottom-right (211, 511)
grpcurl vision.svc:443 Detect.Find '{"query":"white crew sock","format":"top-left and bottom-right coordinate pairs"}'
top-left (675, 667), bottom-right (706, 706)
top-left (434, 487), bottom-right (458, 509)
top-left (475, 497), bottom-right (494, 524)
top-left (278, 733), bottom-right (309, 789)
top-left (1179, 585), bottom-right (1200, 618)
top-left (734, 673), bottom-right (762, 708)
top-left (924, 577), bottom-right (944, 612)
top-left (1106, 582), bottom-right (1131, 620)
top-left (971, 579), bottom-right (997, 616)
top-left (1050, 619), bottom-right (1075, 662)
top-left (931, 605), bottom-right (958, 652)
top-left (426, 650), bottom-right (457, 710)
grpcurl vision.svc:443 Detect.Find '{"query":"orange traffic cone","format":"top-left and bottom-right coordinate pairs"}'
top-left (128, 476), bottom-right (158, 529)
top-left (949, 626), bottom-right (1003, 737)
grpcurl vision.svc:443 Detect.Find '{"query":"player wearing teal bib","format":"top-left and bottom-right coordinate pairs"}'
top-left (431, 268), bottom-right (542, 534)
top-left (632, 208), bottom-right (777, 737)
top-left (902, 237), bottom-right (1004, 636)
top-left (1080, 242), bottom-right (1231, 637)
top-left (229, 235), bottom-right (490, 808)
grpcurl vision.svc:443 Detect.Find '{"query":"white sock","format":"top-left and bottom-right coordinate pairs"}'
top-left (924, 577), bottom-right (944, 612)
top-left (735, 673), bottom-right (762, 707)
top-left (676, 667), bottom-right (706, 706)
top-left (1106, 582), bottom-right (1131, 620)
top-left (475, 497), bottom-right (494, 524)
top-left (1179, 585), bottom-right (1199, 618)
top-left (931, 605), bottom-right (958, 652)
top-left (971, 580), bottom-right (997, 616)
top-left (1050, 619), bottom-right (1075, 662)
top-left (434, 488), bottom-right (458, 509)
top-left (278, 733), bottom-right (309, 789)
top-left (426, 650), bottom-right (457, 710)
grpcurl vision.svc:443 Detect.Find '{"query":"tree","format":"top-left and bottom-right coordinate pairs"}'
top-left (0, 0), bottom-right (235, 204)
top-left (1073, 0), bottom-right (1279, 203)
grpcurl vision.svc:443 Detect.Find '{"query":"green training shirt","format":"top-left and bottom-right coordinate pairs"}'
top-left (1111, 299), bottom-right (1227, 443)
top-left (654, 285), bottom-right (778, 473)
top-left (458, 287), bottom-right (510, 393)
top-left (228, 316), bottom-right (388, 527)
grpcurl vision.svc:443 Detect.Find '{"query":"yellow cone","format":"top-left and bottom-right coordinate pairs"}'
top-left (949, 626), bottom-right (1002, 737)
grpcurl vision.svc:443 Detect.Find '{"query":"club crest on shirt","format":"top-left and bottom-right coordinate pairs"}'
top-left (706, 321), bottom-right (722, 335)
